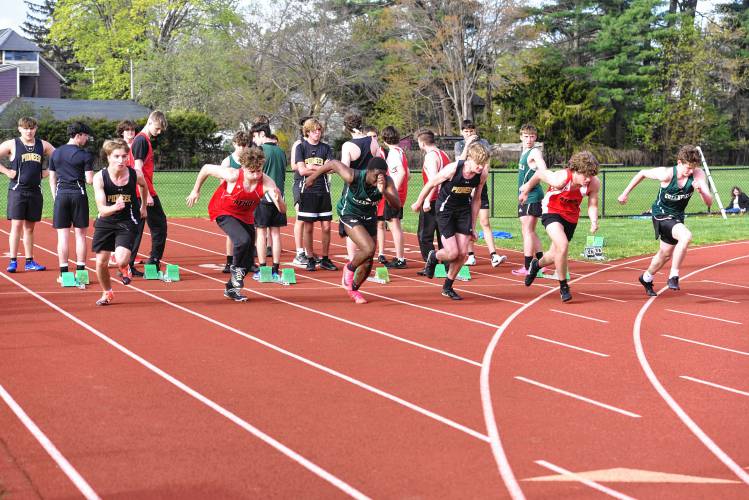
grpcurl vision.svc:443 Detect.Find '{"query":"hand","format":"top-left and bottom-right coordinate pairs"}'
top-left (617, 193), bottom-right (628, 205)
top-left (304, 175), bottom-right (315, 188)
top-left (186, 191), bottom-right (200, 207)
top-left (411, 200), bottom-right (422, 212)
top-left (113, 195), bottom-right (125, 211)
top-left (590, 220), bottom-right (598, 233)
top-left (376, 173), bottom-right (386, 193)
top-left (466, 134), bottom-right (478, 146)
top-left (4, 169), bottom-right (16, 180)
top-left (271, 188), bottom-right (280, 202)
top-left (518, 191), bottom-right (528, 203)
top-left (146, 193), bottom-right (154, 206)
top-left (139, 205), bottom-right (147, 219)
top-left (423, 200), bottom-right (431, 212)
top-left (470, 229), bottom-right (478, 242)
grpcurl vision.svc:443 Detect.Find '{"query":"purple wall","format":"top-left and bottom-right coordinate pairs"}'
top-left (38, 63), bottom-right (61, 98)
top-left (0, 68), bottom-right (17, 103)
top-left (19, 75), bottom-right (34, 96)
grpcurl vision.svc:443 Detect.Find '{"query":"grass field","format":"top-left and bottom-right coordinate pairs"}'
top-left (2, 166), bottom-right (747, 260)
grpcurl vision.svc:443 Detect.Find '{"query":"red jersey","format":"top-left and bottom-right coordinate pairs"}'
top-left (208, 169), bottom-right (264, 225)
top-left (542, 169), bottom-right (586, 223)
top-left (129, 132), bottom-right (157, 198)
top-left (376, 145), bottom-right (410, 216)
top-left (423, 148), bottom-right (449, 201)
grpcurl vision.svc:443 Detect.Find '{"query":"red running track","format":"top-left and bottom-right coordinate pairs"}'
top-left (1, 217), bottom-right (747, 498)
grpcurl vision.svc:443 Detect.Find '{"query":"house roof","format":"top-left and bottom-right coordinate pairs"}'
top-left (40, 56), bottom-right (66, 83)
top-left (0, 29), bottom-right (41, 52)
top-left (12, 98), bottom-right (151, 121)
top-left (0, 63), bottom-right (18, 74)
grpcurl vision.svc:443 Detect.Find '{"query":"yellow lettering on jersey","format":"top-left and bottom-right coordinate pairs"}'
top-left (451, 187), bottom-right (473, 194)
top-left (305, 157), bottom-right (324, 166)
top-left (107, 194), bottom-right (132, 203)
top-left (21, 153), bottom-right (42, 163)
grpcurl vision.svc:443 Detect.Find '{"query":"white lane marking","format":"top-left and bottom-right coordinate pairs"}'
top-left (608, 280), bottom-right (640, 287)
top-left (633, 253), bottom-right (749, 485)
top-left (549, 309), bottom-right (609, 324)
top-left (533, 460), bottom-right (636, 500)
top-left (685, 293), bottom-right (740, 304)
top-left (0, 384), bottom-right (101, 500)
top-left (578, 292), bottom-right (627, 303)
top-left (622, 266), bottom-right (647, 273)
top-left (665, 309), bottom-right (742, 325)
top-left (0, 272), bottom-right (370, 500)
top-left (702, 280), bottom-right (749, 289)
top-left (515, 377), bottom-right (641, 418)
top-left (526, 465), bottom-right (740, 484)
top-left (662, 335), bottom-right (749, 356)
top-left (680, 376), bottom-right (749, 398)
top-left (527, 335), bottom-right (609, 357)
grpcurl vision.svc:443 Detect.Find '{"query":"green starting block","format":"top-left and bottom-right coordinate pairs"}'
top-left (434, 263), bottom-right (448, 278)
top-left (455, 265), bottom-right (471, 281)
top-left (258, 265), bottom-right (273, 283)
top-left (537, 269), bottom-right (571, 280)
top-left (60, 272), bottom-right (77, 287)
top-left (165, 264), bottom-right (180, 282)
top-left (75, 270), bottom-right (89, 285)
top-left (144, 264), bottom-right (160, 280)
top-left (368, 266), bottom-right (390, 284)
top-left (281, 268), bottom-right (296, 285)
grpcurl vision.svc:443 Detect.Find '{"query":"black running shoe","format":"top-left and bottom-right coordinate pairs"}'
top-left (319, 258), bottom-right (338, 271)
top-left (377, 254), bottom-right (388, 265)
top-left (638, 274), bottom-right (657, 296)
top-left (524, 258), bottom-right (541, 286)
top-left (229, 265), bottom-right (246, 289)
top-left (441, 288), bottom-right (463, 300)
top-left (386, 258), bottom-right (407, 269)
top-left (423, 250), bottom-right (438, 279)
top-left (306, 258), bottom-right (317, 271)
top-left (560, 284), bottom-right (572, 302)
top-left (222, 263), bottom-right (231, 274)
top-left (130, 265), bottom-right (144, 277)
top-left (668, 276), bottom-right (680, 290)
top-left (224, 287), bottom-right (248, 302)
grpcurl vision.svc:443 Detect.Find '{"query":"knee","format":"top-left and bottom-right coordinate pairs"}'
top-left (681, 231), bottom-right (692, 245)
top-left (234, 233), bottom-right (250, 248)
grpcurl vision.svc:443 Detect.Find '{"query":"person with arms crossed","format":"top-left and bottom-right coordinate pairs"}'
top-left (618, 145), bottom-right (713, 295)
top-left (414, 129), bottom-right (448, 275)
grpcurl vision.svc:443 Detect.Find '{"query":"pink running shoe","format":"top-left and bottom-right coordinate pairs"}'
top-left (342, 264), bottom-right (354, 291)
top-left (347, 289), bottom-right (368, 304)
top-left (511, 267), bottom-right (529, 276)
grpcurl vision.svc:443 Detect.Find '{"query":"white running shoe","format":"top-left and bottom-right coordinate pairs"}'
top-left (292, 251), bottom-right (309, 267)
top-left (491, 254), bottom-right (507, 267)
top-left (465, 254), bottom-right (477, 266)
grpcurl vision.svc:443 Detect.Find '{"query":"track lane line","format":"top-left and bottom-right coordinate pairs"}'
top-left (665, 309), bottom-right (742, 325)
top-left (533, 460), bottom-right (636, 500)
top-left (527, 335), bottom-right (609, 357)
top-left (662, 335), bottom-right (749, 356)
top-left (679, 376), bottom-right (749, 398)
top-left (549, 309), bottom-right (609, 324)
top-left (685, 293), bottom-right (739, 304)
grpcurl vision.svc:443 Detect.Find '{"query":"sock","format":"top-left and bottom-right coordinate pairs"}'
top-left (25, 256), bottom-right (33, 262)
top-left (669, 268), bottom-right (679, 278)
top-left (272, 263), bottom-right (279, 275)
top-left (443, 278), bottom-right (455, 290)
top-left (643, 271), bottom-right (653, 282)
top-left (297, 247), bottom-right (305, 255)
top-left (346, 262), bottom-right (356, 272)
top-left (536, 251), bottom-right (543, 260)
top-left (10, 257), bottom-right (17, 263)
top-left (226, 255), bottom-right (232, 265)
top-left (60, 265), bottom-right (69, 274)
top-left (490, 251), bottom-right (496, 257)
top-left (76, 263), bottom-right (85, 271)
top-left (468, 252), bottom-right (474, 256)
top-left (524, 256), bottom-right (532, 269)
top-left (323, 255), bottom-right (329, 261)
top-left (559, 279), bottom-right (568, 289)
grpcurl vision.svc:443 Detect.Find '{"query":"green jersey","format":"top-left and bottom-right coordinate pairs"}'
top-left (227, 153), bottom-right (240, 169)
top-left (336, 169), bottom-right (382, 218)
top-left (651, 166), bottom-right (694, 221)
top-left (261, 143), bottom-right (287, 203)
top-left (518, 146), bottom-right (544, 204)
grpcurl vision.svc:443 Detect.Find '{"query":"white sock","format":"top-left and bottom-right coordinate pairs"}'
top-left (296, 247), bottom-right (305, 255)
top-left (669, 268), bottom-right (679, 278)
top-left (643, 271), bottom-right (653, 282)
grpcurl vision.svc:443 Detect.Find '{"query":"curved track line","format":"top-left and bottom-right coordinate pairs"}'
top-left (0, 384), bottom-right (100, 500)
top-left (632, 252), bottom-right (749, 485)
top-left (0, 272), bottom-right (370, 500)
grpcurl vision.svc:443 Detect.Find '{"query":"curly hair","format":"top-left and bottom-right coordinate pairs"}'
top-left (567, 151), bottom-right (599, 177)
top-left (677, 145), bottom-right (700, 167)
top-left (239, 147), bottom-right (265, 171)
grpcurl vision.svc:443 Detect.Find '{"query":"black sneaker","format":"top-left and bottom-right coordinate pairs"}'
top-left (130, 265), bottom-right (144, 277)
top-left (423, 250), bottom-right (438, 279)
top-left (416, 269), bottom-right (427, 276)
top-left (248, 264), bottom-right (259, 273)
top-left (668, 276), bottom-right (680, 290)
top-left (222, 263), bottom-right (231, 274)
top-left (524, 259), bottom-right (541, 286)
top-left (560, 284), bottom-right (572, 302)
top-left (386, 258), bottom-right (407, 269)
top-left (229, 265), bottom-right (246, 289)
top-left (441, 288), bottom-right (463, 300)
top-left (377, 254), bottom-right (388, 265)
top-left (638, 274), bottom-right (657, 296)
top-left (224, 287), bottom-right (248, 302)
top-left (319, 258), bottom-right (338, 271)
top-left (306, 258), bottom-right (317, 271)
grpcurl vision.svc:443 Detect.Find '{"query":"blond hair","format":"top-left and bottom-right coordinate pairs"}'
top-left (466, 142), bottom-right (490, 165)
top-left (302, 118), bottom-right (323, 137)
top-left (101, 138), bottom-right (130, 161)
top-left (148, 110), bottom-right (168, 129)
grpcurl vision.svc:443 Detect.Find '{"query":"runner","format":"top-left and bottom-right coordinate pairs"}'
top-left (219, 130), bottom-right (251, 273)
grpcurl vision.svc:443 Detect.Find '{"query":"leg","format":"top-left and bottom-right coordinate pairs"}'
top-left (520, 215), bottom-right (541, 266)
top-left (320, 220), bottom-right (331, 257)
top-left (417, 211), bottom-right (433, 261)
top-left (22, 221), bottom-right (35, 258)
top-left (646, 241), bottom-right (675, 276)
top-left (8, 219), bottom-right (23, 260)
top-left (294, 216), bottom-right (304, 253)
top-left (390, 218), bottom-right (404, 260)
top-left (146, 196), bottom-right (168, 263)
top-left (441, 235), bottom-right (465, 280)
top-left (669, 224), bottom-right (692, 278)
top-left (342, 224), bottom-right (374, 303)
top-left (478, 208), bottom-right (496, 254)
top-left (376, 220), bottom-right (386, 258)
top-left (270, 227), bottom-right (282, 268)
top-left (74, 227), bottom-right (88, 268)
top-left (225, 236), bottom-right (233, 256)
top-left (96, 252), bottom-right (111, 291)
top-left (130, 216), bottom-right (146, 267)
top-left (56, 228), bottom-right (70, 268)
top-left (255, 226), bottom-right (267, 268)
top-left (303, 221), bottom-right (315, 259)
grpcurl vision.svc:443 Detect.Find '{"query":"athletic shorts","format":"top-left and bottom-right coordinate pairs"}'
top-left (541, 213), bottom-right (577, 242)
top-left (298, 191), bottom-right (333, 222)
top-left (6, 189), bottom-right (42, 222)
top-left (339, 214), bottom-right (377, 238)
top-left (376, 197), bottom-right (386, 218)
top-left (436, 208), bottom-right (472, 239)
top-left (479, 184), bottom-right (489, 210)
top-left (652, 216), bottom-right (682, 246)
top-left (254, 202), bottom-right (287, 228)
top-left (518, 202), bottom-right (542, 218)
top-left (53, 192), bottom-right (90, 228)
top-left (384, 203), bottom-right (404, 221)
top-left (292, 178), bottom-right (302, 207)
top-left (92, 217), bottom-right (137, 253)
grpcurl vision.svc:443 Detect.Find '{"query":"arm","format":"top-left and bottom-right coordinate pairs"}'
top-left (519, 168), bottom-right (564, 203)
top-left (94, 172), bottom-right (124, 217)
top-left (186, 164), bottom-right (239, 207)
top-left (411, 163), bottom-right (457, 212)
top-left (617, 167), bottom-right (670, 204)
top-left (692, 168), bottom-right (713, 207)
top-left (386, 152), bottom-right (406, 191)
top-left (340, 141), bottom-right (355, 167)
top-left (586, 177), bottom-right (601, 233)
top-left (381, 175), bottom-right (401, 209)
top-left (0, 140), bottom-right (16, 179)
top-left (48, 171), bottom-right (57, 199)
top-left (469, 170), bottom-right (488, 238)
top-left (262, 174), bottom-right (287, 214)
top-left (305, 159), bottom-right (354, 188)
top-left (421, 152), bottom-right (440, 211)
top-left (136, 174), bottom-right (148, 218)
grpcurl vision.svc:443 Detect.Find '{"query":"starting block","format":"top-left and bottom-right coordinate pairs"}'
top-left (455, 265), bottom-right (471, 281)
top-left (60, 272), bottom-right (77, 287)
top-left (537, 269), bottom-right (570, 280)
top-left (144, 264), bottom-right (160, 280)
top-left (582, 235), bottom-right (605, 260)
top-left (368, 267), bottom-right (390, 284)
top-left (75, 270), bottom-right (89, 285)
top-left (165, 264), bottom-right (180, 282)
top-left (434, 263), bottom-right (448, 278)
top-left (280, 268), bottom-right (296, 285)
top-left (258, 265), bottom-right (273, 283)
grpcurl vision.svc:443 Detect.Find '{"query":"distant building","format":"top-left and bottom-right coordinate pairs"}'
top-left (0, 97), bottom-right (150, 121)
top-left (0, 28), bottom-right (65, 102)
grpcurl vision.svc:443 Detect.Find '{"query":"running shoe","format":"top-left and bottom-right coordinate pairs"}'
top-left (511, 267), bottom-right (528, 276)
top-left (347, 289), bottom-right (368, 304)
top-left (524, 259), bottom-right (541, 286)
top-left (465, 254), bottom-right (476, 266)
top-left (638, 274), bottom-right (657, 297)
top-left (306, 258), bottom-right (317, 272)
top-left (6, 260), bottom-right (17, 273)
top-left (229, 265), bottom-right (246, 289)
top-left (319, 257), bottom-right (338, 271)
top-left (423, 250), bottom-right (438, 279)
top-left (292, 251), bottom-right (309, 267)
top-left (342, 264), bottom-right (354, 291)
top-left (96, 290), bottom-right (114, 306)
top-left (441, 288), bottom-right (462, 301)
top-left (560, 284), bottom-right (572, 302)
top-left (130, 265), bottom-right (144, 277)
top-left (224, 287), bottom-right (248, 302)
top-left (24, 260), bottom-right (46, 271)
top-left (252, 271), bottom-right (261, 281)
top-left (667, 276), bottom-right (680, 290)
top-left (491, 254), bottom-right (507, 267)
top-left (385, 258), bottom-right (407, 269)
top-left (377, 254), bottom-right (388, 265)
top-left (120, 266), bottom-right (133, 285)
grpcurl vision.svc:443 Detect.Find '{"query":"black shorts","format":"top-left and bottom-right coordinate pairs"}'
top-left (518, 202), bottom-right (542, 218)
top-left (479, 184), bottom-right (489, 210)
top-left (652, 216), bottom-right (682, 245)
top-left (298, 191), bottom-right (333, 222)
top-left (292, 178), bottom-right (302, 207)
top-left (541, 213), bottom-right (577, 241)
top-left (6, 189), bottom-right (42, 222)
top-left (436, 208), bottom-right (472, 239)
top-left (92, 217), bottom-right (137, 253)
top-left (384, 202), bottom-right (404, 221)
top-left (254, 202), bottom-right (287, 228)
top-left (339, 214), bottom-right (377, 238)
top-left (53, 191), bottom-right (90, 228)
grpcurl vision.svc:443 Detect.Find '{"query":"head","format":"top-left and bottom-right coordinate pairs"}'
top-left (520, 123), bottom-right (537, 149)
top-left (146, 111), bottom-right (167, 137)
top-left (460, 119), bottom-right (477, 140)
top-left (67, 121), bottom-right (93, 146)
top-left (464, 143), bottom-right (490, 174)
top-left (116, 120), bottom-right (137, 143)
top-left (17, 117), bottom-right (38, 140)
top-left (381, 126), bottom-right (399, 146)
top-left (253, 114), bottom-right (270, 125)
top-left (238, 146), bottom-right (265, 181)
top-left (567, 151), bottom-right (599, 186)
top-left (297, 115), bottom-right (312, 138)
top-left (362, 125), bottom-right (378, 139)
top-left (302, 118), bottom-right (324, 143)
top-left (102, 138), bottom-right (130, 168)
top-left (250, 122), bottom-right (272, 146)
top-left (365, 157), bottom-right (388, 185)
top-left (343, 112), bottom-right (363, 134)
top-left (676, 145), bottom-right (700, 175)
top-left (732, 186), bottom-right (743, 197)
top-left (232, 130), bottom-right (251, 154)
top-left (415, 129), bottom-right (435, 150)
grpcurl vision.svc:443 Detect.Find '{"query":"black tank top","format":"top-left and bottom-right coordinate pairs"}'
top-left (100, 167), bottom-right (138, 224)
top-left (436, 161), bottom-right (480, 213)
top-left (349, 136), bottom-right (373, 170)
top-left (10, 138), bottom-right (44, 191)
